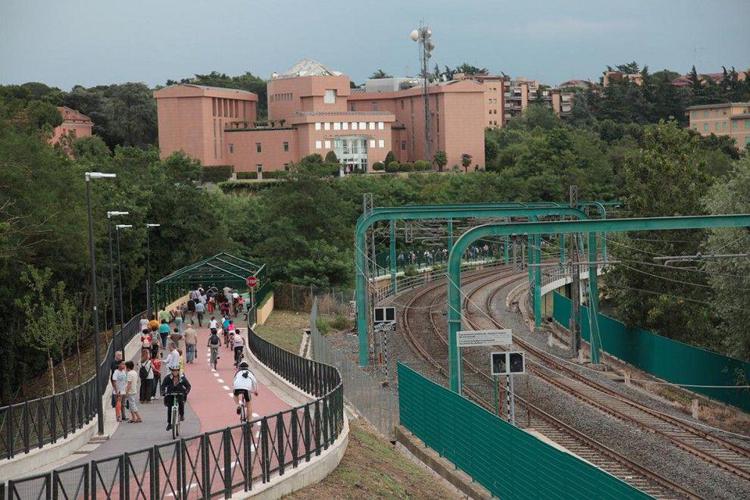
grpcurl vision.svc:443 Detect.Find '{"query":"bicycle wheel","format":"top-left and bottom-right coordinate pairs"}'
top-left (172, 406), bottom-right (178, 439)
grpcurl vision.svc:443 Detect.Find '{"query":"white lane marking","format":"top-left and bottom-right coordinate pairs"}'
top-left (227, 393), bottom-right (233, 398)
top-left (252, 412), bottom-right (260, 418)
top-left (217, 378), bottom-right (224, 384)
top-left (222, 385), bottom-right (230, 390)
top-left (212, 372), bottom-right (218, 377)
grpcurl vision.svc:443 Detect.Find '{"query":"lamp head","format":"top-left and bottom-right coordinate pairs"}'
top-left (107, 211), bottom-right (129, 218)
top-left (115, 224), bottom-right (133, 230)
top-left (85, 172), bottom-right (117, 181)
top-left (146, 223), bottom-right (161, 228)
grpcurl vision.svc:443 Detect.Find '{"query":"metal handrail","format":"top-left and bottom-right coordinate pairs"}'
top-left (0, 311), bottom-right (144, 460)
top-left (2, 323), bottom-right (345, 499)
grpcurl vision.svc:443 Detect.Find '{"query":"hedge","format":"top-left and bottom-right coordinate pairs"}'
top-left (201, 165), bottom-right (234, 183)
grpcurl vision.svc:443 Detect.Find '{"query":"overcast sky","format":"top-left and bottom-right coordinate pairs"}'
top-left (1, 0), bottom-right (748, 90)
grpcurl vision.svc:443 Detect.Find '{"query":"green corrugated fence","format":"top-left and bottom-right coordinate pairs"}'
top-left (553, 292), bottom-right (750, 411)
top-left (397, 363), bottom-right (648, 499)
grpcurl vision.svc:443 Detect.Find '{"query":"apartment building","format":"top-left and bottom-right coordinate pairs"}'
top-left (687, 102), bottom-right (750, 149)
top-left (155, 60), bottom-right (485, 174)
top-left (51, 106), bottom-right (93, 144)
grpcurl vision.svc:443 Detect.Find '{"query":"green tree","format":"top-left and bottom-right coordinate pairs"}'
top-left (369, 69), bottom-right (392, 79)
top-left (703, 156), bottom-right (750, 359)
top-left (433, 150), bottom-right (447, 172)
top-left (461, 153), bottom-right (473, 173)
top-left (384, 151), bottom-right (396, 167)
top-left (325, 150), bottom-right (339, 164)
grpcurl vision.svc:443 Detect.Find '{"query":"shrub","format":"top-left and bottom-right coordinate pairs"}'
top-left (384, 150), bottom-right (396, 166)
top-left (263, 170), bottom-right (287, 179)
top-left (329, 314), bottom-right (353, 331)
top-left (372, 161), bottom-right (385, 171)
top-left (316, 317), bottom-right (330, 335)
top-left (201, 165), bottom-right (233, 183)
top-left (404, 264), bottom-right (418, 277)
top-left (385, 161), bottom-right (400, 173)
top-left (237, 171), bottom-right (258, 180)
top-left (324, 151), bottom-right (339, 164)
top-left (413, 160), bottom-right (431, 171)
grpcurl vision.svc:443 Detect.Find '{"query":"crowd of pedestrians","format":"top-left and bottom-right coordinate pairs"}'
top-left (395, 243), bottom-right (495, 269)
top-left (108, 284), bottom-right (250, 431)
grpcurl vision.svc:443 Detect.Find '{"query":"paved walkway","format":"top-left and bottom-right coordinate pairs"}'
top-left (37, 324), bottom-right (296, 472)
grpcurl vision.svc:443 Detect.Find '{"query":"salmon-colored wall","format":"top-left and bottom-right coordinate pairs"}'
top-left (225, 128), bottom-right (297, 172)
top-left (51, 107), bottom-right (93, 145)
top-left (441, 92), bottom-right (486, 169)
top-left (268, 75), bottom-right (350, 122)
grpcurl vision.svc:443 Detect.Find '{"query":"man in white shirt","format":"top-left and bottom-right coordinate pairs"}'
top-left (233, 361), bottom-right (258, 420)
top-left (111, 361), bottom-right (128, 422)
top-left (164, 343), bottom-right (180, 373)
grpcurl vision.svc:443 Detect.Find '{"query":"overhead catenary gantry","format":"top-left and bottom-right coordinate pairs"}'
top-left (445, 214), bottom-right (750, 393)
top-left (355, 202), bottom-right (605, 366)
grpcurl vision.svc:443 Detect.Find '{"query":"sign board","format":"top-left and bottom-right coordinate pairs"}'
top-left (245, 276), bottom-right (257, 288)
top-left (490, 351), bottom-right (526, 375)
top-left (457, 329), bottom-right (512, 348)
top-left (373, 306), bottom-right (396, 324)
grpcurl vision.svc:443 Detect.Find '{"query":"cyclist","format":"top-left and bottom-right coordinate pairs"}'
top-left (207, 328), bottom-right (221, 368)
top-left (222, 316), bottom-right (231, 347)
top-left (232, 361), bottom-right (258, 420)
top-left (232, 328), bottom-right (245, 367)
top-left (161, 365), bottom-right (191, 431)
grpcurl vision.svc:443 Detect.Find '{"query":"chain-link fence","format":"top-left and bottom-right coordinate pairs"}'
top-left (310, 299), bottom-right (397, 439)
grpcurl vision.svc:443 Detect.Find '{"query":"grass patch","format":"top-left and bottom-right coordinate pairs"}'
top-left (254, 310), bottom-right (309, 353)
top-left (286, 419), bottom-right (458, 499)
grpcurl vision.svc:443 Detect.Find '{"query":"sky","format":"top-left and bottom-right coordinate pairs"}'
top-left (1, 0), bottom-right (748, 90)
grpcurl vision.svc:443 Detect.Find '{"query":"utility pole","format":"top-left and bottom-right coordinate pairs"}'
top-left (410, 25), bottom-right (434, 164)
top-left (569, 185), bottom-right (581, 358)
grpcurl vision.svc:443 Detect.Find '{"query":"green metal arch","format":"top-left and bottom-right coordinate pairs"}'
top-left (446, 214), bottom-right (750, 392)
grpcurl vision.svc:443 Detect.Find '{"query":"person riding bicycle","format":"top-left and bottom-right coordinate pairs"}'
top-left (207, 328), bottom-right (221, 367)
top-left (162, 365), bottom-right (191, 431)
top-left (222, 316), bottom-right (231, 346)
top-left (233, 361), bottom-right (258, 420)
top-left (232, 328), bottom-right (245, 366)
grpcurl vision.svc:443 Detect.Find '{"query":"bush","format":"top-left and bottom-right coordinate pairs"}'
top-left (201, 165), bottom-right (234, 183)
top-left (237, 171), bottom-right (258, 180)
top-left (413, 160), bottom-right (431, 171)
top-left (263, 170), bottom-right (287, 179)
top-left (384, 150), bottom-right (396, 167)
top-left (329, 314), bottom-right (353, 331)
top-left (385, 161), bottom-right (400, 173)
top-left (404, 264), bottom-right (418, 277)
top-left (316, 317), bottom-right (330, 335)
top-left (324, 151), bottom-right (339, 164)
top-left (372, 161), bottom-right (385, 171)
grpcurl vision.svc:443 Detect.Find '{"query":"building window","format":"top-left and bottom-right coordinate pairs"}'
top-left (368, 122), bottom-right (375, 130)
top-left (256, 142), bottom-right (262, 153)
top-left (716, 123), bottom-right (721, 131)
top-left (315, 122), bottom-right (321, 130)
top-left (324, 89), bottom-right (336, 104)
top-left (400, 101), bottom-right (405, 110)
top-left (378, 139), bottom-right (385, 148)
top-left (334, 122), bottom-right (341, 130)
top-left (704, 110), bottom-right (709, 118)
top-left (359, 122), bottom-right (366, 130)
top-left (324, 140), bottom-right (331, 149)
top-left (283, 141), bottom-right (289, 152)
top-left (256, 164), bottom-right (263, 173)
top-left (213, 98), bottom-right (217, 116)
top-left (369, 139), bottom-right (376, 148)
top-left (343, 122), bottom-right (349, 130)
top-left (284, 163), bottom-right (289, 170)
top-left (704, 123), bottom-right (709, 132)
top-left (352, 122), bottom-right (358, 130)
top-left (401, 140), bottom-right (406, 151)
top-left (745, 119), bottom-right (750, 129)
top-left (315, 140), bottom-right (322, 149)
top-left (350, 103), bottom-right (356, 111)
top-left (378, 122), bottom-right (384, 130)
top-left (229, 143), bottom-right (234, 154)
top-left (324, 122), bottom-right (331, 130)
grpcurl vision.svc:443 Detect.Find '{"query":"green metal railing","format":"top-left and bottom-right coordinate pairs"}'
top-left (398, 363), bottom-right (648, 499)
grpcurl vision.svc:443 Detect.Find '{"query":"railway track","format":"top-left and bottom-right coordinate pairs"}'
top-left (399, 267), bottom-right (699, 499)
top-left (466, 277), bottom-right (750, 482)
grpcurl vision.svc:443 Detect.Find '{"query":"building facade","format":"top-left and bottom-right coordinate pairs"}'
top-left (687, 102), bottom-right (750, 149)
top-left (51, 106), bottom-right (93, 144)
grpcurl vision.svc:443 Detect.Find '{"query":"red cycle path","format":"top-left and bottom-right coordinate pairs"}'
top-left (185, 326), bottom-right (290, 432)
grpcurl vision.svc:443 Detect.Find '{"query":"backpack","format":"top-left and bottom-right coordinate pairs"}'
top-left (139, 362), bottom-right (150, 379)
top-left (209, 334), bottom-right (220, 346)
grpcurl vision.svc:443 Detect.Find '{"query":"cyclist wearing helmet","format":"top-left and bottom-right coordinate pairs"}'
top-left (233, 361), bottom-right (258, 419)
top-left (232, 328), bottom-right (245, 366)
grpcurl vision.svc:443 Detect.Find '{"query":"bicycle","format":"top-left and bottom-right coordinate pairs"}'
top-left (165, 392), bottom-right (184, 439)
top-left (233, 348), bottom-right (244, 369)
top-left (223, 329), bottom-right (230, 348)
top-left (238, 392), bottom-right (248, 424)
top-left (209, 345), bottom-right (219, 370)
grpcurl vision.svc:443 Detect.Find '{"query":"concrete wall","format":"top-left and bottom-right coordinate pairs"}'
top-left (256, 293), bottom-right (274, 325)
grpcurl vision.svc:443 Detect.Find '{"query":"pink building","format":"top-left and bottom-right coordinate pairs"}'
top-left (155, 59), bottom-right (486, 174)
top-left (153, 84), bottom-right (258, 167)
top-left (51, 106), bottom-right (92, 144)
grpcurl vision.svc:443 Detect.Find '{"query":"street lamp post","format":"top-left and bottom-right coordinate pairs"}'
top-left (115, 224), bottom-right (133, 353)
top-left (107, 211), bottom-right (128, 351)
top-left (145, 223), bottom-right (160, 316)
top-left (85, 171), bottom-right (117, 435)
